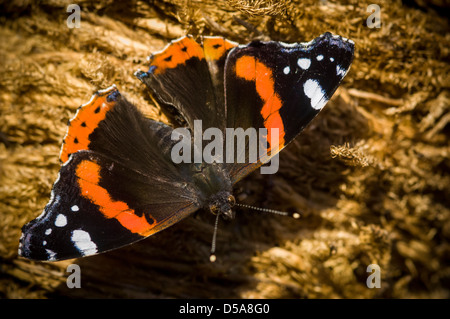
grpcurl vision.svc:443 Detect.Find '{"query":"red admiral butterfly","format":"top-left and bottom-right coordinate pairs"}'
top-left (19, 33), bottom-right (354, 261)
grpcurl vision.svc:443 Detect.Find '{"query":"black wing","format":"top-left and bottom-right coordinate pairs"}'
top-left (135, 35), bottom-right (238, 131)
top-left (223, 32), bottom-right (355, 183)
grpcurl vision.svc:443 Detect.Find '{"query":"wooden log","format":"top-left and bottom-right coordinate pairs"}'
top-left (0, 0), bottom-right (449, 299)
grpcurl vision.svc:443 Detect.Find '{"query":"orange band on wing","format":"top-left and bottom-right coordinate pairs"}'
top-left (203, 37), bottom-right (237, 61)
top-left (60, 88), bottom-right (117, 163)
top-left (76, 160), bottom-right (155, 236)
top-left (235, 56), bottom-right (286, 153)
top-left (150, 36), bottom-right (204, 75)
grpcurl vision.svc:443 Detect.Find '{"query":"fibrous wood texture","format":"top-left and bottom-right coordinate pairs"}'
top-left (0, 0), bottom-right (449, 298)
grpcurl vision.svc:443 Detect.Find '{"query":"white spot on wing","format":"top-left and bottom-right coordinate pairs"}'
top-left (336, 64), bottom-right (346, 77)
top-left (72, 229), bottom-right (98, 256)
top-left (316, 55), bottom-right (324, 61)
top-left (297, 58), bottom-right (311, 70)
top-left (71, 205), bottom-right (79, 212)
top-left (283, 66), bottom-right (290, 74)
top-left (55, 214), bottom-right (67, 227)
top-left (45, 228), bottom-right (52, 235)
top-left (303, 79), bottom-right (328, 110)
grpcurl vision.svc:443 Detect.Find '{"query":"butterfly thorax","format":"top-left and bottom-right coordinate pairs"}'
top-left (188, 162), bottom-right (235, 220)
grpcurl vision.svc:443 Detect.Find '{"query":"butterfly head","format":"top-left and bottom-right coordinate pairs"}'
top-left (208, 191), bottom-right (236, 220)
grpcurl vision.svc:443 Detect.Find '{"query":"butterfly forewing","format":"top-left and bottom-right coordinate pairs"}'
top-left (224, 32), bottom-right (354, 183)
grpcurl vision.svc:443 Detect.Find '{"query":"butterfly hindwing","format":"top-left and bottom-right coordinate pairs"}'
top-left (62, 86), bottom-right (192, 185)
top-left (60, 86), bottom-right (118, 163)
top-left (135, 35), bottom-right (237, 131)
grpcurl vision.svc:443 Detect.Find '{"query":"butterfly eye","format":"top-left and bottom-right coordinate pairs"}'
top-left (228, 195), bottom-right (236, 206)
top-left (209, 204), bottom-right (219, 215)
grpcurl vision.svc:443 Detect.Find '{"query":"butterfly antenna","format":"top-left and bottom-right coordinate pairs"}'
top-left (235, 203), bottom-right (301, 219)
top-left (209, 213), bottom-right (220, 263)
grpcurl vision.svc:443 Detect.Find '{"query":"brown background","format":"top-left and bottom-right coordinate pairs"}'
top-left (0, 0), bottom-right (449, 298)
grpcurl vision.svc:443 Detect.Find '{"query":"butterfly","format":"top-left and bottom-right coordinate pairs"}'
top-left (19, 33), bottom-right (354, 261)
